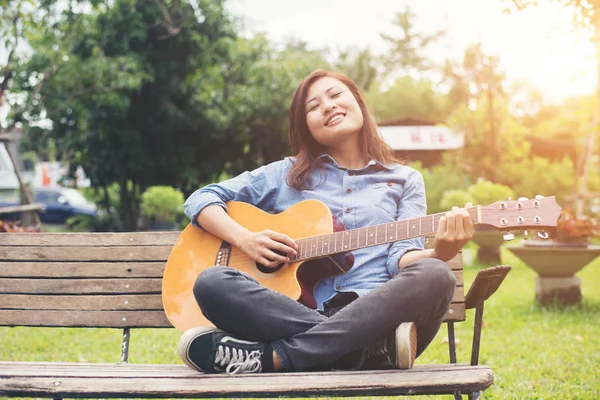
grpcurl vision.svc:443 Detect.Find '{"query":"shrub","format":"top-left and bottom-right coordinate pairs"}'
top-left (440, 189), bottom-right (475, 211)
top-left (468, 179), bottom-right (515, 206)
top-left (140, 186), bottom-right (185, 224)
top-left (440, 180), bottom-right (514, 210)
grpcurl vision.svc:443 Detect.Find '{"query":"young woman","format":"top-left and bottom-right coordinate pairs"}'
top-left (179, 69), bottom-right (473, 374)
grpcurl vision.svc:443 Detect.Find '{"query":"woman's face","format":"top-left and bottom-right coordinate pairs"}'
top-left (304, 76), bottom-right (364, 147)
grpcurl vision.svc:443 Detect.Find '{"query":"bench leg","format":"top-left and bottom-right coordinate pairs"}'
top-left (121, 328), bottom-right (131, 363)
top-left (447, 323), bottom-right (463, 400)
top-left (447, 322), bottom-right (457, 364)
top-left (471, 300), bottom-right (484, 366)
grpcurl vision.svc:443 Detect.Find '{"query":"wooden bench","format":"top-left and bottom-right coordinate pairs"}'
top-left (0, 232), bottom-right (510, 399)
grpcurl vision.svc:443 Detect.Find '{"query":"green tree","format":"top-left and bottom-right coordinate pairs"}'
top-left (15, 0), bottom-right (237, 230)
top-left (334, 48), bottom-right (377, 91)
top-left (380, 6), bottom-right (444, 80)
top-left (366, 75), bottom-right (450, 123)
top-left (15, 1), bottom-right (330, 231)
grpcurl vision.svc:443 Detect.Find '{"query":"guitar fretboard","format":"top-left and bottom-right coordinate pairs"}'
top-left (289, 208), bottom-right (478, 261)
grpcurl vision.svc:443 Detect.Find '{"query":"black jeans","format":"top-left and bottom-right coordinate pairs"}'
top-left (193, 258), bottom-right (455, 372)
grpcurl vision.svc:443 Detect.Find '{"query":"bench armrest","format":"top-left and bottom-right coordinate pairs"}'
top-left (465, 265), bottom-right (511, 309)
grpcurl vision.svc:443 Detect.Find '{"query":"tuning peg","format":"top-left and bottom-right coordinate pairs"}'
top-left (506, 197), bottom-right (511, 201)
top-left (537, 230), bottom-right (550, 240)
top-left (503, 232), bottom-right (515, 241)
top-left (535, 195), bottom-right (545, 199)
top-left (523, 230), bottom-right (528, 240)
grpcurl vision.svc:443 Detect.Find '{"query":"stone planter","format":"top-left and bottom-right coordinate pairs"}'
top-left (506, 242), bottom-right (600, 306)
top-left (470, 226), bottom-right (505, 264)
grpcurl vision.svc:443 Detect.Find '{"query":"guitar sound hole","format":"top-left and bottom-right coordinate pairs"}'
top-left (256, 250), bottom-right (287, 274)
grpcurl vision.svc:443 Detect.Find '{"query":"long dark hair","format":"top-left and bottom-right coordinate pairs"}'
top-left (286, 69), bottom-right (398, 190)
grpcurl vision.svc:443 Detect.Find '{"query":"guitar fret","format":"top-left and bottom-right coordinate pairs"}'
top-left (316, 235), bottom-right (322, 257)
top-left (296, 211), bottom-right (475, 260)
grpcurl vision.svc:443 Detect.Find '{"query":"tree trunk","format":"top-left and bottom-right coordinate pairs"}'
top-left (119, 180), bottom-right (138, 231)
top-left (487, 89), bottom-right (497, 182)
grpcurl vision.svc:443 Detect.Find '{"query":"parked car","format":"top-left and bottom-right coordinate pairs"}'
top-left (0, 187), bottom-right (97, 225)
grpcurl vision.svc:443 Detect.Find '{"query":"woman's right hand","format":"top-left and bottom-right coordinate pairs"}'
top-left (236, 230), bottom-right (298, 268)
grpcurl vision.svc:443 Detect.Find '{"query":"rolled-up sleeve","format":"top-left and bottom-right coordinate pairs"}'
top-left (183, 159), bottom-right (288, 228)
top-left (386, 170), bottom-right (427, 276)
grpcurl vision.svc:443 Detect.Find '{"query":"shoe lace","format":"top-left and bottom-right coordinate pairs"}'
top-left (214, 345), bottom-right (263, 375)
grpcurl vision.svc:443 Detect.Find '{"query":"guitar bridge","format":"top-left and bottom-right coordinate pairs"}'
top-left (215, 241), bottom-right (232, 266)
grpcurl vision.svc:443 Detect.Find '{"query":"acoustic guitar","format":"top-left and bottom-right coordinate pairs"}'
top-left (162, 196), bottom-right (562, 332)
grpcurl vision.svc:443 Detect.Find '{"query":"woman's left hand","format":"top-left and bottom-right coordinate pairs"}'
top-left (433, 202), bottom-right (474, 262)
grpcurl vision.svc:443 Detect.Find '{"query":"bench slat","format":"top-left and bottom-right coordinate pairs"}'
top-left (0, 310), bottom-right (170, 328)
top-left (0, 262), bottom-right (165, 278)
top-left (0, 293), bottom-right (463, 311)
top-left (0, 232), bottom-right (181, 247)
top-left (0, 302), bottom-right (465, 327)
top-left (0, 261), bottom-right (463, 278)
top-left (0, 246), bottom-right (171, 261)
top-left (0, 278), bottom-right (161, 294)
top-left (0, 294), bottom-right (163, 310)
top-left (0, 362), bottom-right (493, 397)
top-left (444, 303), bottom-right (465, 322)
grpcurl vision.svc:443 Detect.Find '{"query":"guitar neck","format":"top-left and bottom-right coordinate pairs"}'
top-left (289, 207), bottom-right (479, 262)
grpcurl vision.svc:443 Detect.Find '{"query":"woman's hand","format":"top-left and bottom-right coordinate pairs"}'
top-left (433, 203), bottom-right (474, 262)
top-left (236, 230), bottom-right (298, 268)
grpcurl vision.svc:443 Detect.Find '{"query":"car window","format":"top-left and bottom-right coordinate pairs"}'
top-left (35, 190), bottom-right (61, 204)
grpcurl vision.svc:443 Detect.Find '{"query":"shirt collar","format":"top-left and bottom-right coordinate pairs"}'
top-left (316, 153), bottom-right (395, 171)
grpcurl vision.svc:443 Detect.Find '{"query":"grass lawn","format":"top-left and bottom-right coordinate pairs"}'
top-left (1, 244), bottom-right (599, 399)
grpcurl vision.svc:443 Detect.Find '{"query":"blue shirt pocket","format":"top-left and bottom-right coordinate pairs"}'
top-left (371, 182), bottom-right (404, 221)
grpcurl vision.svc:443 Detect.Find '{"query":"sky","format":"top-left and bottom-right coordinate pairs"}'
top-left (225, 0), bottom-right (597, 102)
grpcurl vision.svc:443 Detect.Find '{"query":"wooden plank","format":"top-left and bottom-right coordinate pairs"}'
top-left (446, 255), bottom-right (463, 271)
top-left (454, 270), bottom-right (463, 286)
top-left (0, 292), bottom-right (462, 312)
top-left (0, 361), bottom-right (490, 376)
top-left (443, 302), bottom-right (465, 322)
top-left (0, 232), bottom-right (181, 246)
top-left (0, 278), bottom-right (161, 294)
top-left (0, 294), bottom-right (163, 310)
top-left (0, 310), bottom-right (171, 328)
top-left (0, 246), bottom-right (172, 261)
top-left (0, 363), bottom-right (493, 397)
top-left (0, 261), bottom-right (459, 278)
top-left (452, 286), bottom-right (464, 303)
top-left (0, 262), bottom-right (165, 278)
top-left (0, 203), bottom-right (45, 214)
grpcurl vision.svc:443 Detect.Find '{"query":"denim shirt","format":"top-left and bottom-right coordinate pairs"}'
top-left (183, 155), bottom-right (426, 310)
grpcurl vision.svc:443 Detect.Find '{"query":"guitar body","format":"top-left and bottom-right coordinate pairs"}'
top-left (162, 200), bottom-right (352, 332)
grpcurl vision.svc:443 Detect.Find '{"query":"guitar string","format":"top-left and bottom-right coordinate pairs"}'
top-left (222, 208), bottom-right (552, 264)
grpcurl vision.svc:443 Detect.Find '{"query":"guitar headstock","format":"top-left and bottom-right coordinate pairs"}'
top-left (479, 196), bottom-right (562, 230)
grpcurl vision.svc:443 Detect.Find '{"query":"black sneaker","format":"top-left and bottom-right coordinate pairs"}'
top-left (178, 327), bottom-right (273, 374)
top-left (366, 322), bottom-right (417, 370)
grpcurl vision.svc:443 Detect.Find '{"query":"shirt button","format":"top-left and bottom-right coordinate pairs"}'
top-left (336, 285), bottom-right (342, 290)
top-left (387, 182), bottom-right (392, 187)
top-left (346, 188), bottom-right (352, 194)
top-left (345, 208), bottom-right (351, 213)
top-left (348, 171), bottom-right (354, 176)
